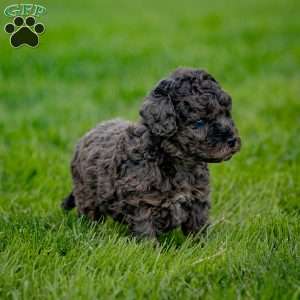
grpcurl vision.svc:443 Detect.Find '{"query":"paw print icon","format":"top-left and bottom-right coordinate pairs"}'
top-left (4, 16), bottom-right (45, 48)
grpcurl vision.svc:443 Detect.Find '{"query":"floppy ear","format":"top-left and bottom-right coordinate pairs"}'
top-left (140, 79), bottom-right (177, 137)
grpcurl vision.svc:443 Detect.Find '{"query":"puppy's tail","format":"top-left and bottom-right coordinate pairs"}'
top-left (61, 192), bottom-right (76, 211)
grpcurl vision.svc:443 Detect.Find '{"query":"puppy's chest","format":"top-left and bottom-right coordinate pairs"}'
top-left (117, 158), bottom-right (208, 207)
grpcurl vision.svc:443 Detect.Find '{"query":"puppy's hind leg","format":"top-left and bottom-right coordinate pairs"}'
top-left (61, 192), bottom-right (76, 211)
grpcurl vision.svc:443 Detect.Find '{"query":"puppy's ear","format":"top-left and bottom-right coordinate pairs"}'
top-left (140, 79), bottom-right (177, 137)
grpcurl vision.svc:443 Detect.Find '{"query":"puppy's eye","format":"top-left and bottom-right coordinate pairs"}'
top-left (195, 119), bottom-right (205, 128)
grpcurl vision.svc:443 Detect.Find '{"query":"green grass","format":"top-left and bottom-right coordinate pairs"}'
top-left (0, 0), bottom-right (300, 299)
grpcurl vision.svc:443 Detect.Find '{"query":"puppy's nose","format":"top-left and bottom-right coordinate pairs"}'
top-left (227, 137), bottom-right (236, 148)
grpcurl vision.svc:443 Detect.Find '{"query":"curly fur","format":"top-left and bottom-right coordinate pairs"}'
top-left (62, 68), bottom-right (241, 240)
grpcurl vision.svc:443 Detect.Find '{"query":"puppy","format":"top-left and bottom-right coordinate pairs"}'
top-left (62, 68), bottom-right (241, 240)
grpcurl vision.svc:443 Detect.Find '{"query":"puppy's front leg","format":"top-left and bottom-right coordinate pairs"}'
top-left (181, 201), bottom-right (210, 236)
top-left (130, 207), bottom-right (158, 242)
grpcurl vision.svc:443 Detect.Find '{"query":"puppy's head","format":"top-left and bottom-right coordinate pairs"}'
top-left (140, 68), bottom-right (241, 163)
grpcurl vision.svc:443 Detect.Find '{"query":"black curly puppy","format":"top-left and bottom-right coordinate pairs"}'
top-left (62, 68), bottom-right (241, 240)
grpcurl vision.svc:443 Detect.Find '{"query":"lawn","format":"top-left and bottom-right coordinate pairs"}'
top-left (0, 0), bottom-right (299, 299)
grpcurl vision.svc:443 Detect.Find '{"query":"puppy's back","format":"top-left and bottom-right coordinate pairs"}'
top-left (71, 119), bottom-right (131, 185)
